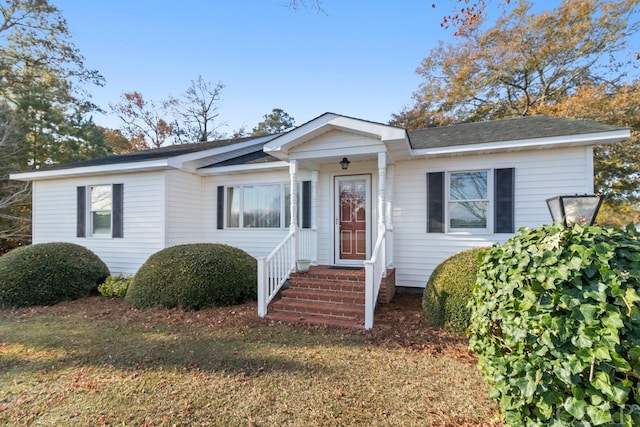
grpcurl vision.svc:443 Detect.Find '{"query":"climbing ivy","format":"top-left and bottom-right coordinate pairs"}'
top-left (468, 223), bottom-right (640, 426)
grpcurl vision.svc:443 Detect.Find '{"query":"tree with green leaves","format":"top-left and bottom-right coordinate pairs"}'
top-left (251, 108), bottom-right (295, 136)
top-left (392, 0), bottom-right (640, 204)
top-left (0, 0), bottom-right (107, 244)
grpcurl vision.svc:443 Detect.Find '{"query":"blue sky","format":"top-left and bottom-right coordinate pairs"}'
top-left (52, 0), bottom-right (456, 134)
top-left (53, 0), bottom-right (624, 136)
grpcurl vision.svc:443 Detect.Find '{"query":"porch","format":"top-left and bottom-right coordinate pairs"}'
top-left (254, 115), bottom-right (407, 329)
top-left (256, 151), bottom-right (396, 330)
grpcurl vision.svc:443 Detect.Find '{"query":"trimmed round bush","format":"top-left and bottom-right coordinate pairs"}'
top-left (422, 247), bottom-right (487, 333)
top-left (126, 243), bottom-right (257, 310)
top-left (0, 242), bottom-right (110, 308)
top-left (469, 223), bottom-right (640, 426)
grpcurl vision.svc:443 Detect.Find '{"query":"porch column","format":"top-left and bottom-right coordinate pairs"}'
top-left (311, 170), bottom-right (318, 263)
top-left (386, 165), bottom-right (395, 267)
top-left (311, 170), bottom-right (318, 230)
top-left (289, 160), bottom-right (298, 230)
top-left (377, 152), bottom-right (386, 231)
top-left (289, 160), bottom-right (298, 268)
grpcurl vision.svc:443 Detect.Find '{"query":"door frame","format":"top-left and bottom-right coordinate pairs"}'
top-left (333, 174), bottom-right (372, 266)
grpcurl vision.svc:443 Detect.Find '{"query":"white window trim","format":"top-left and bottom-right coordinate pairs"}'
top-left (224, 182), bottom-right (301, 230)
top-left (88, 184), bottom-right (113, 238)
top-left (445, 169), bottom-right (494, 234)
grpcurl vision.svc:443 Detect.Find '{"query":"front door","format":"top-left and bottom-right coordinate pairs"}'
top-left (335, 175), bottom-right (371, 264)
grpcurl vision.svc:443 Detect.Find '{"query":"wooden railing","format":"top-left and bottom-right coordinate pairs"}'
top-left (364, 226), bottom-right (387, 330)
top-left (257, 228), bottom-right (316, 317)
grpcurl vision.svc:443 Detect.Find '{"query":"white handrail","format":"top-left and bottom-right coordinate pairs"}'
top-left (257, 228), bottom-right (317, 317)
top-left (257, 230), bottom-right (295, 317)
top-left (364, 227), bottom-right (386, 330)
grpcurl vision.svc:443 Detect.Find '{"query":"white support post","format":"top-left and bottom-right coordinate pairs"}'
top-left (289, 160), bottom-right (298, 266)
top-left (311, 170), bottom-right (318, 230)
top-left (386, 165), bottom-right (394, 268)
top-left (311, 170), bottom-right (318, 263)
top-left (377, 152), bottom-right (386, 233)
top-left (257, 257), bottom-right (267, 317)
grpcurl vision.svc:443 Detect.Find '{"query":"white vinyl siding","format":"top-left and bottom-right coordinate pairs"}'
top-left (392, 146), bottom-right (593, 288)
top-left (166, 170), bottom-right (203, 246)
top-left (32, 171), bottom-right (166, 275)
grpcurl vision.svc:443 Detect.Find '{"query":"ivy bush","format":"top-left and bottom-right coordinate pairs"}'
top-left (0, 242), bottom-right (109, 308)
top-left (468, 223), bottom-right (640, 426)
top-left (98, 274), bottom-right (132, 298)
top-left (422, 247), bottom-right (487, 334)
top-left (126, 243), bottom-right (257, 310)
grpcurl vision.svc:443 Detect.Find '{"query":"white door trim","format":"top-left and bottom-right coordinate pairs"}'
top-left (334, 174), bottom-right (371, 266)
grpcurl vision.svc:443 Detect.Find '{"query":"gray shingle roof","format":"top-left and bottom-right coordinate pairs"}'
top-left (202, 150), bottom-right (280, 168)
top-left (38, 134), bottom-right (270, 171)
top-left (407, 116), bottom-right (628, 150)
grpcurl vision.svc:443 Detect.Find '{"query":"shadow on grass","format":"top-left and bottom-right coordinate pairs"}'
top-left (0, 315), bottom-right (344, 376)
top-left (1, 293), bottom-right (474, 378)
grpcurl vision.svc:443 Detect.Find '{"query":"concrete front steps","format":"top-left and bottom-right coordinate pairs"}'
top-left (266, 265), bottom-right (396, 329)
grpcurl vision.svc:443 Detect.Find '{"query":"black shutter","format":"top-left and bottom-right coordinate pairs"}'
top-left (427, 172), bottom-right (445, 233)
top-left (302, 181), bottom-right (311, 229)
top-left (494, 168), bottom-right (515, 233)
top-left (112, 184), bottom-right (124, 238)
top-left (77, 186), bottom-right (86, 238)
top-left (216, 186), bottom-right (224, 230)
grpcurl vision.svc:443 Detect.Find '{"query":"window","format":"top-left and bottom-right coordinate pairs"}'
top-left (90, 185), bottom-right (112, 235)
top-left (225, 183), bottom-right (295, 229)
top-left (77, 184), bottom-right (123, 238)
top-left (427, 168), bottom-right (514, 233)
top-left (448, 171), bottom-right (489, 229)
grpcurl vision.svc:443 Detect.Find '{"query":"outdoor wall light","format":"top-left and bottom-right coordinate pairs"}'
top-left (340, 157), bottom-right (351, 170)
top-left (546, 194), bottom-right (603, 226)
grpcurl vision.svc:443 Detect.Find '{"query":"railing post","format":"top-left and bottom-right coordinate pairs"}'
top-left (386, 165), bottom-right (394, 268)
top-left (257, 257), bottom-right (267, 317)
top-left (290, 160), bottom-right (298, 267)
top-left (364, 260), bottom-right (374, 330)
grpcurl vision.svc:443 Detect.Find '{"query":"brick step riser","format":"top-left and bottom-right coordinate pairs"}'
top-left (271, 307), bottom-right (363, 321)
top-left (290, 278), bottom-right (364, 284)
top-left (290, 274), bottom-right (365, 283)
top-left (270, 301), bottom-right (364, 320)
top-left (287, 280), bottom-right (365, 293)
top-left (281, 293), bottom-right (365, 305)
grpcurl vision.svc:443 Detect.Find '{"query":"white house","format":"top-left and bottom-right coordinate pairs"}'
top-left (10, 113), bottom-right (630, 328)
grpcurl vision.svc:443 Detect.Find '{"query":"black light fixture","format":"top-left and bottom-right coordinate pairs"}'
top-left (546, 194), bottom-right (603, 227)
top-left (340, 157), bottom-right (351, 170)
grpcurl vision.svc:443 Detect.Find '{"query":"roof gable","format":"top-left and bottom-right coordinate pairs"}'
top-left (264, 112), bottom-right (407, 160)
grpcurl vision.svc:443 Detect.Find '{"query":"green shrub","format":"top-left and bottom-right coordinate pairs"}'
top-left (126, 243), bottom-right (257, 310)
top-left (422, 247), bottom-right (487, 334)
top-left (98, 274), bottom-right (132, 298)
top-left (0, 242), bottom-right (110, 308)
top-left (468, 223), bottom-right (640, 426)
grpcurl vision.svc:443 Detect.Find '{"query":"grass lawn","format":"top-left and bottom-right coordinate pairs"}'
top-left (0, 293), bottom-right (500, 426)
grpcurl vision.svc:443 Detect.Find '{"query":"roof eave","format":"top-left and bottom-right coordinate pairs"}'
top-left (10, 159), bottom-right (173, 181)
top-left (198, 161), bottom-right (289, 176)
top-left (409, 129), bottom-right (630, 158)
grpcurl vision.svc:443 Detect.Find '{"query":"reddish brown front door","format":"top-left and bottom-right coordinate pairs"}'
top-left (336, 175), bottom-right (370, 263)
